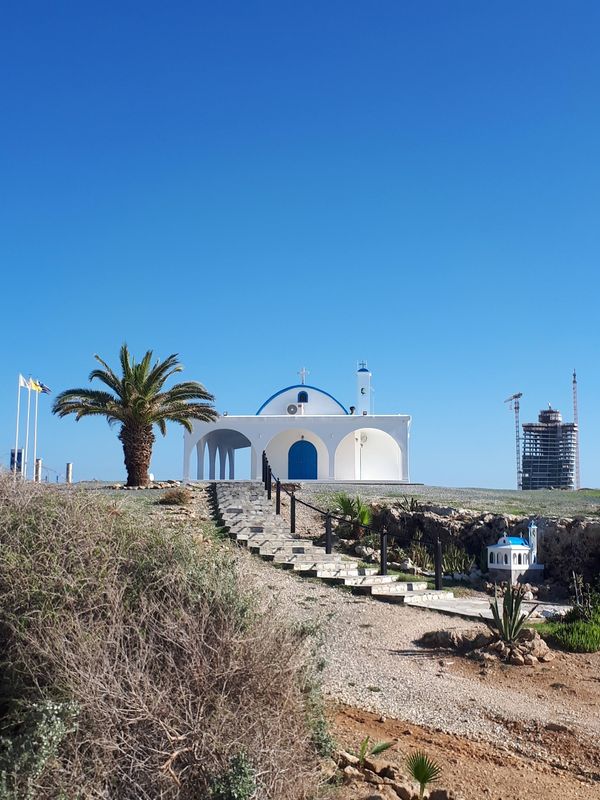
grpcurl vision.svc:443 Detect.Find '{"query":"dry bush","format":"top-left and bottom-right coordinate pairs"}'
top-left (158, 487), bottom-right (193, 506)
top-left (0, 476), bottom-right (321, 799)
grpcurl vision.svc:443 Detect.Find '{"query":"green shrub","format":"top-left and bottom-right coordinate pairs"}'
top-left (208, 753), bottom-right (256, 800)
top-left (0, 700), bottom-right (79, 799)
top-left (0, 478), bottom-right (320, 799)
top-left (538, 612), bottom-right (600, 653)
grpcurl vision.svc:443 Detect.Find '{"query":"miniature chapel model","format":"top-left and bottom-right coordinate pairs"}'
top-left (183, 363), bottom-right (410, 482)
top-left (487, 521), bottom-right (544, 583)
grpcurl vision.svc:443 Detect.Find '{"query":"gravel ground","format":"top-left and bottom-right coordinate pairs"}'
top-left (234, 548), bottom-right (599, 748)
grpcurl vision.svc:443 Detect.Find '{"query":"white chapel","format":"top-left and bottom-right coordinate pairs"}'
top-left (183, 363), bottom-right (411, 482)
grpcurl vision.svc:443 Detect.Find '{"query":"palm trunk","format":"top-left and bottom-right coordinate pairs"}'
top-left (119, 424), bottom-right (154, 486)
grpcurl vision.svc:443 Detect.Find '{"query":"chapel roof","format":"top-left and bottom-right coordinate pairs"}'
top-left (256, 384), bottom-right (348, 415)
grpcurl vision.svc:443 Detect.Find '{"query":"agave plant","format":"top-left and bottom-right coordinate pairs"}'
top-left (355, 735), bottom-right (395, 768)
top-left (442, 542), bottom-right (474, 575)
top-left (406, 750), bottom-right (442, 799)
top-left (481, 583), bottom-right (537, 658)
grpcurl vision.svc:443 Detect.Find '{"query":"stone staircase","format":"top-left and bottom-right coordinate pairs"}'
top-left (210, 481), bottom-right (454, 607)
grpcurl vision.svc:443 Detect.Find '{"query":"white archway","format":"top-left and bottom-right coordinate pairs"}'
top-left (197, 429), bottom-right (252, 480)
top-left (334, 428), bottom-right (402, 480)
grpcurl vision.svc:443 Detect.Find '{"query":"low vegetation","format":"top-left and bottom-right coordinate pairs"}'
top-left (538, 575), bottom-right (600, 653)
top-left (0, 477), bottom-right (321, 799)
top-left (158, 486), bottom-right (193, 505)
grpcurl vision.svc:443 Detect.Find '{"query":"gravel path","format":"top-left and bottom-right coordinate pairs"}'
top-left (234, 546), bottom-right (599, 748)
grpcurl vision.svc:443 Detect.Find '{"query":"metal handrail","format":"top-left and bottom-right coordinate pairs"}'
top-left (260, 450), bottom-right (443, 587)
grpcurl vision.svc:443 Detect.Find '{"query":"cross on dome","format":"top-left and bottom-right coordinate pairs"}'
top-left (298, 367), bottom-right (310, 385)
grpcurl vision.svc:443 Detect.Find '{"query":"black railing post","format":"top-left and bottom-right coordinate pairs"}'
top-left (435, 536), bottom-right (443, 591)
top-left (262, 451), bottom-right (267, 485)
top-left (380, 530), bottom-right (388, 576)
top-left (290, 492), bottom-right (296, 534)
top-left (275, 479), bottom-right (281, 514)
top-left (325, 513), bottom-right (332, 555)
top-left (267, 466), bottom-right (272, 500)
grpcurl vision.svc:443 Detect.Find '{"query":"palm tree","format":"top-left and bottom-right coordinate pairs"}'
top-left (53, 345), bottom-right (217, 486)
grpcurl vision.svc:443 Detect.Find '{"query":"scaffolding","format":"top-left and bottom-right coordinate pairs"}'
top-left (522, 408), bottom-right (577, 490)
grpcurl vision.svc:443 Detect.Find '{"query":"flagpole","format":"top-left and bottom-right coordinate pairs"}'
top-left (33, 389), bottom-right (39, 482)
top-left (13, 376), bottom-right (22, 481)
top-left (23, 381), bottom-right (32, 480)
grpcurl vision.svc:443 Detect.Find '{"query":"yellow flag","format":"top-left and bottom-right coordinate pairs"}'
top-left (30, 379), bottom-right (43, 393)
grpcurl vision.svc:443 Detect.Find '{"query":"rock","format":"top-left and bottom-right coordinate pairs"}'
top-left (338, 750), bottom-right (360, 768)
top-left (519, 628), bottom-right (536, 642)
top-left (319, 758), bottom-right (339, 782)
top-left (509, 651), bottom-right (525, 666)
top-left (355, 544), bottom-right (376, 559)
top-left (545, 722), bottom-right (569, 733)
top-left (540, 652), bottom-right (555, 662)
top-left (343, 765), bottom-right (364, 782)
top-left (523, 654), bottom-right (538, 666)
top-left (363, 768), bottom-right (380, 784)
top-left (364, 756), bottom-right (389, 775)
top-left (390, 782), bottom-right (413, 800)
top-left (523, 591), bottom-right (534, 600)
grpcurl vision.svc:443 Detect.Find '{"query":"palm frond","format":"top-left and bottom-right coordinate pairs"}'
top-left (406, 751), bottom-right (442, 798)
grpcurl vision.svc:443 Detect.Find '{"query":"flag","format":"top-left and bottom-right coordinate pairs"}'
top-left (18, 374), bottom-right (28, 388)
top-left (30, 379), bottom-right (43, 393)
top-left (39, 382), bottom-right (51, 394)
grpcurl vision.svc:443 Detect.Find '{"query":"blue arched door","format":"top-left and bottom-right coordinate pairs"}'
top-left (288, 440), bottom-right (318, 479)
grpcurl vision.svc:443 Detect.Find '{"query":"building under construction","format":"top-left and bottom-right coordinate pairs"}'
top-left (522, 407), bottom-right (578, 490)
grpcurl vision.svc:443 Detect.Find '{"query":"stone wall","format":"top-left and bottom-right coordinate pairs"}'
top-left (372, 503), bottom-right (600, 586)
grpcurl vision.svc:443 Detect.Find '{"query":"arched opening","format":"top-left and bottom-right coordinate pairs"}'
top-left (199, 429), bottom-right (252, 480)
top-left (288, 440), bottom-right (317, 479)
top-left (297, 390), bottom-right (308, 403)
top-left (489, 552), bottom-right (495, 564)
top-left (517, 553), bottom-right (522, 565)
top-left (334, 428), bottom-right (402, 480)
top-left (504, 553), bottom-right (509, 565)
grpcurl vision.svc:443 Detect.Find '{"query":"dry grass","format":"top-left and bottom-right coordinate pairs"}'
top-left (0, 476), bottom-right (321, 799)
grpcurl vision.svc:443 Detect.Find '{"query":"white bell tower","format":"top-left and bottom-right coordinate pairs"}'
top-left (528, 520), bottom-right (538, 564)
top-left (356, 361), bottom-right (371, 415)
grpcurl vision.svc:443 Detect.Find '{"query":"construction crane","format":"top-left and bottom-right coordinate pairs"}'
top-left (573, 370), bottom-right (580, 490)
top-left (504, 392), bottom-right (523, 490)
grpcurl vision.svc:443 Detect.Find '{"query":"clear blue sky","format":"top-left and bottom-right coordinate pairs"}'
top-left (2, 1), bottom-right (599, 487)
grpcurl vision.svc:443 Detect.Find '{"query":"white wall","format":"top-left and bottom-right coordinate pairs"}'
top-left (334, 431), bottom-right (357, 479)
top-left (334, 428), bottom-right (401, 480)
top-left (265, 428), bottom-right (329, 480)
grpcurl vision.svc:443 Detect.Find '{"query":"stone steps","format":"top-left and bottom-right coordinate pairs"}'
top-left (211, 481), bottom-right (454, 608)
